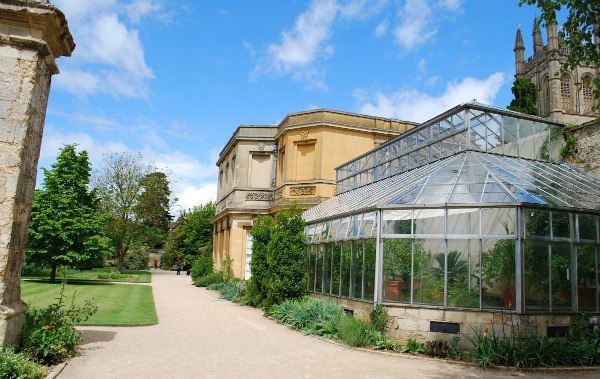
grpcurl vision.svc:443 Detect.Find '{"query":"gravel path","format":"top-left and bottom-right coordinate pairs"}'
top-left (56, 269), bottom-right (599, 378)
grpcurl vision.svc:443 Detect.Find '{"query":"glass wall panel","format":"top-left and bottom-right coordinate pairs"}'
top-left (526, 208), bottom-right (551, 239)
top-left (552, 211), bottom-right (571, 239)
top-left (446, 239), bottom-right (481, 309)
top-left (331, 243), bottom-right (341, 296)
top-left (341, 242), bottom-right (351, 298)
top-left (323, 244), bottom-right (331, 295)
top-left (352, 240), bottom-right (364, 300)
top-left (359, 212), bottom-right (376, 238)
top-left (524, 240), bottom-right (550, 312)
top-left (447, 209), bottom-right (479, 237)
top-left (364, 239), bottom-right (376, 301)
top-left (519, 119), bottom-right (537, 159)
top-left (328, 219), bottom-right (339, 241)
top-left (577, 214), bottom-right (598, 242)
top-left (481, 238), bottom-right (516, 309)
top-left (348, 214), bottom-right (361, 238)
top-left (315, 244), bottom-right (324, 293)
top-left (414, 209), bottom-right (445, 236)
top-left (308, 245), bottom-right (316, 292)
top-left (382, 210), bottom-right (412, 235)
top-left (383, 239), bottom-right (412, 302)
top-left (414, 238), bottom-right (443, 306)
top-left (337, 216), bottom-right (350, 239)
top-left (551, 242), bottom-right (572, 311)
top-left (577, 244), bottom-right (598, 312)
top-left (482, 208), bottom-right (516, 236)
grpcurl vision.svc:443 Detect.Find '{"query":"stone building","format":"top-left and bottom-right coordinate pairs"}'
top-left (0, 0), bottom-right (74, 346)
top-left (212, 109), bottom-right (417, 279)
top-left (514, 19), bottom-right (599, 124)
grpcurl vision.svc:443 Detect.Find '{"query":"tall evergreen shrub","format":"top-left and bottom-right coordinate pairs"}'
top-left (265, 203), bottom-right (306, 308)
top-left (246, 214), bottom-right (275, 306)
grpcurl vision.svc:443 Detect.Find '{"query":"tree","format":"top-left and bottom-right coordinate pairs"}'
top-left (246, 214), bottom-right (275, 307)
top-left (165, 202), bottom-right (215, 267)
top-left (135, 172), bottom-right (173, 249)
top-left (520, 0), bottom-right (600, 104)
top-left (26, 145), bottom-right (111, 282)
top-left (93, 152), bottom-right (155, 273)
top-left (508, 77), bottom-right (539, 115)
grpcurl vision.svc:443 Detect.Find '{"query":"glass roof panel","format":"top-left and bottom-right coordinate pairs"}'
top-left (306, 151), bottom-right (600, 223)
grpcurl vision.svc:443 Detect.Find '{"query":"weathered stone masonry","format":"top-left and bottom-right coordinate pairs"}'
top-left (0, 0), bottom-right (73, 347)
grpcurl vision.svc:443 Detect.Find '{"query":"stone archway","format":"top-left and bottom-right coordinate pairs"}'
top-left (0, 0), bottom-right (74, 347)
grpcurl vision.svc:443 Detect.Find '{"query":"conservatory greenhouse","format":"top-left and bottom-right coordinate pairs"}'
top-left (303, 102), bottom-right (600, 340)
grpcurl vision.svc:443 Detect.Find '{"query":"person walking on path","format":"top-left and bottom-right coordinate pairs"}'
top-left (176, 261), bottom-right (182, 275)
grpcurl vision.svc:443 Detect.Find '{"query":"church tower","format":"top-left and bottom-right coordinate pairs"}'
top-left (514, 18), bottom-right (599, 124)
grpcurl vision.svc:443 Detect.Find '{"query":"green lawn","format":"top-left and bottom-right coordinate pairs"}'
top-left (23, 268), bottom-right (151, 283)
top-left (21, 281), bottom-right (158, 326)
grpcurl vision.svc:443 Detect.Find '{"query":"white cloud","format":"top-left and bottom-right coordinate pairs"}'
top-left (393, 0), bottom-right (436, 50)
top-left (356, 72), bottom-right (506, 122)
top-left (417, 58), bottom-right (427, 72)
top-left (173, 183), bottom-right (217, 213)
top-left (375, 19), bottom-right (388, 37)
top-left (52, 0), bottom-right (163, 98)
top-left (438, 0), bottom-right (464, 11)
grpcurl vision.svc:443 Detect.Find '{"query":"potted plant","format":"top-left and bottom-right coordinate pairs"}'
top-left (383, 239), bottom-right (428, 301)
top-left (481, 238), bottom-right (516, 307)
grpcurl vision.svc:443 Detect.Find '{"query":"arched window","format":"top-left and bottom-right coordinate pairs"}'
top-left (582, 74), bottom-right (594, 113)
top-left (560, 73), bottom-right (572, 111)
top-left (542, 76), bottom-right (550, 115)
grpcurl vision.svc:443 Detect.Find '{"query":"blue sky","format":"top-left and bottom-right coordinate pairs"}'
top-left (42, 0), bottom-right (557, 212)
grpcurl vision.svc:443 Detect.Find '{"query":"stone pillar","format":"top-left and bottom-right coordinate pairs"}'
top-left (0, 0), bottom-right (74, 347)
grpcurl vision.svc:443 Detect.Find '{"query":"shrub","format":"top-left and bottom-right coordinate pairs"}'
top-left (337, 316), bottom-right (373, 348)
top-left (426, 339), bottom-right (451, 358)
top-left (123, 245), bottom-right (150, 270)
top-left (0, 347), bottom-right (46, 379)
top-left (370, 304), bottom-right (389, 333)
top-left (371, 331), bottom-right (398, 351)
top-left (219, 282), bottom-right (240, 301)
top-left (21, 278), bottom-right (97, 365)
top-left (194, 271), bottom-right (223, 287)
top-left (269, 297), bottom-right (344, 337)
top-left (246, 214), bottom-right (275, 307)
top-left (190, 253), bottom-right (213, 281)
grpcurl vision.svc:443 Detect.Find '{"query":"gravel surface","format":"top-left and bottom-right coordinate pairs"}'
top-left (57, 269), bottom-right (600, 378)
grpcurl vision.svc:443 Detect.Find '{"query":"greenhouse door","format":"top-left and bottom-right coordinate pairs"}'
top-left (245, 231), bottom-right (253, 280)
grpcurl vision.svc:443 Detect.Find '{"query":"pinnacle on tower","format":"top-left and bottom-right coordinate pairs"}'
top-left (533, 17), bottom-right (544, 55)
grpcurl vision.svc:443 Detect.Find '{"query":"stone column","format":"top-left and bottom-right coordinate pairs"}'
top-left (0, 0), bottom-right (74, 347)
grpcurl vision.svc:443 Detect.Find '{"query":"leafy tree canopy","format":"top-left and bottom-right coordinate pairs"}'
top-left (508, 77), bottom-right (539, 115)
top-left (135, 172), bottom-right (174, 249)
top-left (93, 152), bottom-right (165, 272)
top-left (26, 144), bottom-right (111, 282)
top-left (520, 0), bottom-right (600, 104)
top-left (165, 202), bottom-right (216, 266)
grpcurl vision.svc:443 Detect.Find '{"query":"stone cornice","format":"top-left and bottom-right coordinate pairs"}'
top-left (0, 0), bottom-right (74, 73)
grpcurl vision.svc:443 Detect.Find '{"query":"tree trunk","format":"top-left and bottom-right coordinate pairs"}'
top-left (50, 262), bottom-right (58, 283)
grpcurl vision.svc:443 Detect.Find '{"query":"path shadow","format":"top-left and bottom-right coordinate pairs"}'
top-left (79, 330), bottom-right (117, 345)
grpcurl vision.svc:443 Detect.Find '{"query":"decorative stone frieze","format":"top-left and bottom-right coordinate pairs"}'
top-left (274, 188), bottom-right (284, 200)
top-left (245, 192), bottom-right (272, 201)
top-left (290, 185), bottom-right (316, 196)
top-left (300, 129), bottom-right (309, 141)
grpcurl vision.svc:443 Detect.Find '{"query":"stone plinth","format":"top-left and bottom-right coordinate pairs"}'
top-left (0, 0), bottom-right (73, 347)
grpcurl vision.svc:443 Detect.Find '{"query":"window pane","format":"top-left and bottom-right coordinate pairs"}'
top-left (526, 208), bottom-right (551, 239)
top-left (323, 244), bottom-right (332, 295)
top-left (341, 242), bottom-right (351, 298)
top-left (551, 242), bottom-right (572, 311)
top-left (552, 211), bottom-right (571, 239)
top-left (482, 208), bottom-right (516, 236)
top-left (578, 214), bottom-right (598, 242)
top-left (414, 239), bottom-right (444, 306)
top-left (446, 239), bottom-right (480, 309)
top-left (481, 238), bottom-right (516, 309)
top-left (524, 240), bottom-right (549, 312)
top-left (382, 210), bottom-right (412, 235)
top-left (352, 240), bottom-right (364, 300)
top-left (577, 244), bottom-right (598, 311)
top-left (447, 209), bottom-right (479, 236)
top-left (414, 209), bottom-right (445, 236)
top-left (383, 239), bottom-right (412, 302)
top-left (331, 243), bottom-right (341, 296)
top-left (364, 239), bottom-right (377, 301)
top-left (315, 245), bottom-right (324, 293)
top-left (308, 245), bottom-right (316, 292)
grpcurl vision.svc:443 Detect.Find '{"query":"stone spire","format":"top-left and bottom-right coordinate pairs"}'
top-left (533, 17), bottom-right (544, 55)
top-left (514, 27), bottom-right (525, 76)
